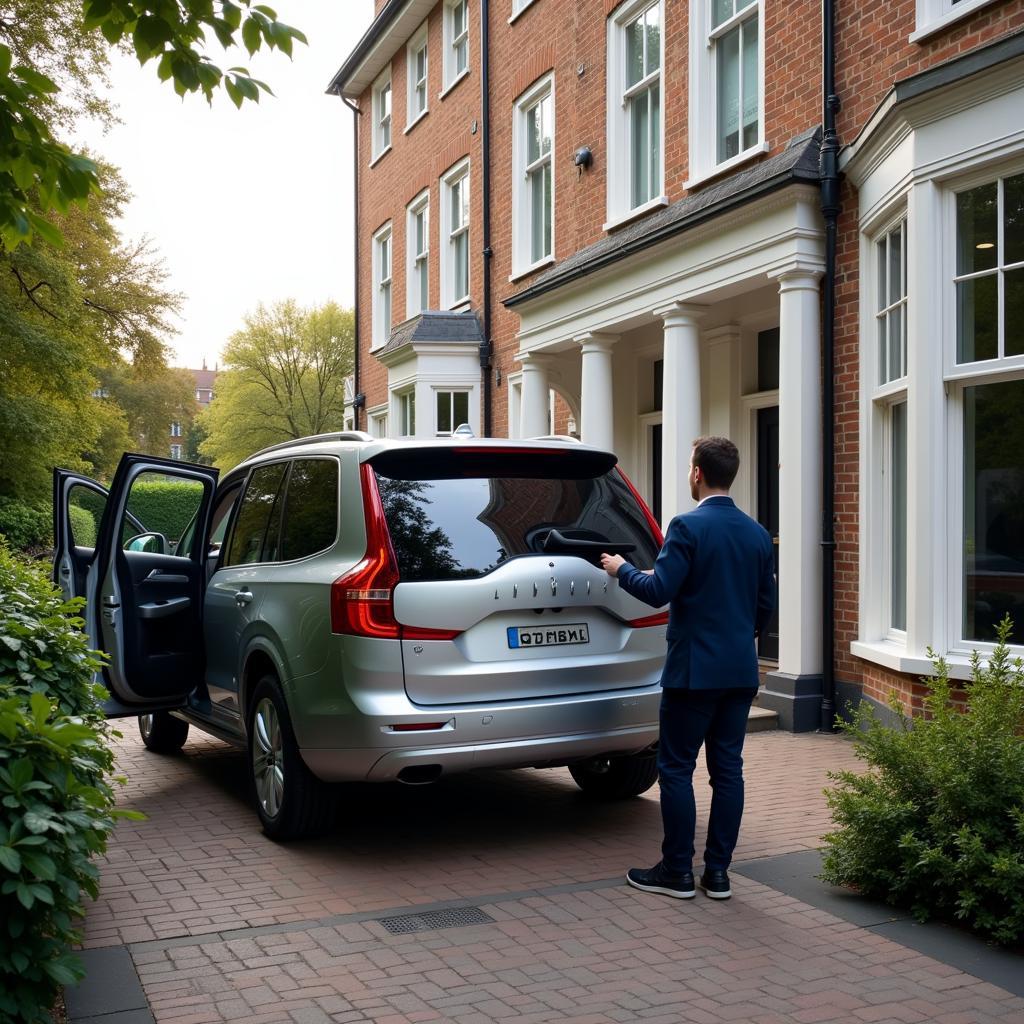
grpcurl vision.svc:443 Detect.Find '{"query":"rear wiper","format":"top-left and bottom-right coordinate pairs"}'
top-left (542, 528), bottom-right (635, 557)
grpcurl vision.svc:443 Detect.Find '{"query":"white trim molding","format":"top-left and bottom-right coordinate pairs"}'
top-left (406, 23), bottom-right (429, 132)
top-left (512, 73), bottom-right (555, 279)
top-left (440, 158), bottom-right (471, 309)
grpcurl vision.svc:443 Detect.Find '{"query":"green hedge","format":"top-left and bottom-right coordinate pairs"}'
top-left (0, 499), bottom-right (51, 551)
top-left (0, 542), bottom-right (139, 1023)
top-left (822, 618), bottom-right (1024, 945)
top-left (125, 481), bottom-right (203, 543)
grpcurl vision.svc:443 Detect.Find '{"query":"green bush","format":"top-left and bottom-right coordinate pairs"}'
top-left (0, 499), bottom-right (51, 551)
top-left (0, 543), bottom-right (137, 1023)
top-left (821, 618), bottom-right (1024, 945)
top-left (126, 480), bottom-right (203, 542)
top-left (68, 505), bottom-right (96, 549)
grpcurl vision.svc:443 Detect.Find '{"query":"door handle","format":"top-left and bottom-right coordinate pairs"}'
top-left (146, 569), bottom-right (190, 583)
top-left (235, 589), bottom-right (254, 606)
top-left (138, 596), bottom-right (191, 619)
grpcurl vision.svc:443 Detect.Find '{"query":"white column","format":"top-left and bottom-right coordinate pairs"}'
top-left (905, 180), bottom-right (946, 659)
top-left (771, 263), bottom-right (824, 679)
top-left (519, 352), bottom-right (552, 438)
top-left (655, 303), bottom-right (705, 523)
top-left (576, 332), bottom-right (617, 451)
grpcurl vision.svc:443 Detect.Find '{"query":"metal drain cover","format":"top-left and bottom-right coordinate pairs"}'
top-left (378, 906), bottom-right (494, 934)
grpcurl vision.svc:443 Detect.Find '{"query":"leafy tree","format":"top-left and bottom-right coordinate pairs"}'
top-left (0, 164), bottom-right (179, 498)
top-left (102, 360), bottom-right (196, 457)
top-left (183, 418), bottom-right (211, 464)
top-left (0, 1), bottom-right (306, 248)
top-left (200, 301), bottom-right (354, 469)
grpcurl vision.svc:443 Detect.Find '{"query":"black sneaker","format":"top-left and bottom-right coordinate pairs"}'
top-left (699, 868), bottom-right (732, 899)
top-left (626, 863), bottom-right (696, 899)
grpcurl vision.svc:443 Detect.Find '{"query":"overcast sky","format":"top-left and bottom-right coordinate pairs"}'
top-left (75, 1), bottom-right (374, 370)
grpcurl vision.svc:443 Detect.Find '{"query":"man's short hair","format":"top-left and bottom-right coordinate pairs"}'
top-left (692, 436), bottom-right (740, 490)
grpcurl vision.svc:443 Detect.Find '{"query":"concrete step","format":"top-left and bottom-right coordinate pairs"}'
top-left (747, 705), bottom-right (779, 733)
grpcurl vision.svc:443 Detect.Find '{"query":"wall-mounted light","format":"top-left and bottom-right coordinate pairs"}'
top-left (976, 242), bottom-right (995, 250)
top-left (574, 146), bottom-right (593, 179)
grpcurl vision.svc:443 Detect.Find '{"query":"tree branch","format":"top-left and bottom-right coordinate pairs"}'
top-left (10, 267), bottom-right (59, 319)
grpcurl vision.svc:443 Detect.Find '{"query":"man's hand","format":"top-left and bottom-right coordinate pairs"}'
top-left (600, 553), bottom-right (626, 576)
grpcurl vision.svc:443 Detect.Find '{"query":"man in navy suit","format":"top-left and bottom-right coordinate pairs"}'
top-left (601, 436), bottom-right (776, 900)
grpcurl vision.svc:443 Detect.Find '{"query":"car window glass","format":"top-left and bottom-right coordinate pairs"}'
top-left (209, 484), bottom-right (241, 553)
top-left (121, 471), bottom-right (205, 552)
top-left (261, 467), bottom-right (288, 563)
top-left (222, 463), bottom-right (288, 567)
top-left (67, 484), bottom-right (106, 550)
top-left (279, 459), bottom-right (339, 561)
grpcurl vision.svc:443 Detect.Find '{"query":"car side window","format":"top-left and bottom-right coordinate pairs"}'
top-left (222, 463), bottom-right (288, 567)
top-left (279, 459), bottom-right (339, 561)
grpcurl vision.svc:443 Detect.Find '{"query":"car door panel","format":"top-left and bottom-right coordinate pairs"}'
top-left (90, 454), bottom-right (219, 713)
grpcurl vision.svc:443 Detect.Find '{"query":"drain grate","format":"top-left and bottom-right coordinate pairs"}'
top-left (377, 906), bottom-right (494, 935)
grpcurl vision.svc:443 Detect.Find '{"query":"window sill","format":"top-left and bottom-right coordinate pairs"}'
top-left (850, 639), bottom-right (978, 681)
top-left (444, 298), bottom-right (471, 312)
top-left (368, 145), bottom-right (392, 170)
top-left (509, 254), bottom-right (555, 283)
top-left (404, 110), bottom-right (428, 135)
top-left (602, 195), bottom-right (669, 233)
top-left (508, 0), bottom-right (539, 24)
top-left (439, 69), bottom-right (470, 101)
top-left (684, 142), bottom-right (770, 191)
top-left (909, 0), bottom-right (1002, 43)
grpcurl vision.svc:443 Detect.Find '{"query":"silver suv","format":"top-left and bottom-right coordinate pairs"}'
top-left (54, 434), bottom-right (667, 839)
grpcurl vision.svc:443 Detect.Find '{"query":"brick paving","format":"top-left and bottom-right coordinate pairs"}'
top-left (81, 728), bottom-right (1024, 1023)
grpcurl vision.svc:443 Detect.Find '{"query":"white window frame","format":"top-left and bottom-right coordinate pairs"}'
top-left (911, 0), bottom-right (1003, 44)
top-left (944, 168), bottom-right (1024, 656)
top-left (511, 74), bottom-right (555, 280)
top-left (170, 444), bottom-right (183, 460)
top-left (398, 389), bottom-right (416, 437)
top-left (605, 0), bottom-right (666, 230)
top-left (368, 405), bottom-right (389, 439)
top-left (406, 25), bottom-right (429, 132)
top-left (442, 0), bottom-right (470, 96)
top-left (372, 223), bottom-right (393, 350)
top-left (686, 0), bottom-right (767, 190)
top-left (440, 159), bottom-right (471, 309)
top-left (434, 388), bottom-right (471, 436)
top-left (171, 421), bottom-right (182, 437)
top-left (509, 0), bottom-right (539, 23)
top-left (406, 190), bottom-right (430, 317)
top-left (371, 68), bottom-right (392, 164)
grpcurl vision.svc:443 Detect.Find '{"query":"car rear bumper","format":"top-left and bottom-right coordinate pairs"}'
top-left (298, 685), bottom-right (660, 782)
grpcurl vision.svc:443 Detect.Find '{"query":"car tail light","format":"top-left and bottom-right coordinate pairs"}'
top-left (628, 611), bottom-right (670, 628)
top-left (331, 464), bottom-right (461, 640)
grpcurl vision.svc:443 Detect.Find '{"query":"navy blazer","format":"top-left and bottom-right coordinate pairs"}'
top-left (616, 496), bottom-right (776, 690)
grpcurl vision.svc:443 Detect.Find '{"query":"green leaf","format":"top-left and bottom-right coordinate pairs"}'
top-left (0, 847), bottom-right (21, 873)
top-left (15, 882), bottom-right (34, 909)
top-left (0, 44), bottom-right (11, 78)
top-left (30, 691), bottom-right (50, 728)
top-left (241, 17), bottom-right (262, 55)
top-left (23, 811), bottom-right (54, 834)
top-left (42, 959), bottom-right (79, 985)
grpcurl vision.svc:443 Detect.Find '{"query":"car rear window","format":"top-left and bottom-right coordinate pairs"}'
top-left (371, 449), bottom-right (660, 582)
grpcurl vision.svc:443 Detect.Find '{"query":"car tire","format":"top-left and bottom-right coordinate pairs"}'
top-left (138, 712), bottom-right (189, 753)
top-left (568, 752), bottom-right (659, 799)
top-left (247, 674), bottom-right (336, 841)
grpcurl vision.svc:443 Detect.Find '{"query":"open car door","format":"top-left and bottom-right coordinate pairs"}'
top-left (65, 454), bottom-right (218, 717)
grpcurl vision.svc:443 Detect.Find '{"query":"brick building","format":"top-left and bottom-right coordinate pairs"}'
top-left (330, 0), bottom-right (1024, 728)
top-left (168, 363), bottom-right (218, 460)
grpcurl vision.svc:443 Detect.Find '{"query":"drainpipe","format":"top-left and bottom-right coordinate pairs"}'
top-left (479, 0), bottom-right (494, 436)
top-left (819, 0), bottom-right (840, 732)
top-left (343, 96), bottom-right (364, 429)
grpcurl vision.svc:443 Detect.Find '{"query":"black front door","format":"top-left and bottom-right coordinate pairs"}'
top-left (756, 406), bottom-right (780, 661)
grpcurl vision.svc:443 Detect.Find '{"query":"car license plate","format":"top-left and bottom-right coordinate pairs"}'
top-left (507, 623), bottom-right (590, 649)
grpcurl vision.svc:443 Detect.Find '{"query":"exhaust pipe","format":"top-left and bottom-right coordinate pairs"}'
top-left (397, 764), bottom-right (443, 785)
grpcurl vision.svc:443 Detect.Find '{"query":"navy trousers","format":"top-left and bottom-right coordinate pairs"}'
top-left (657, 686), bottom-right (757, 874)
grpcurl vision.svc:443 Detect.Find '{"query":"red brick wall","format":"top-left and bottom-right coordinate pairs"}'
top-left (831, 0), bottom-right (1024, 710)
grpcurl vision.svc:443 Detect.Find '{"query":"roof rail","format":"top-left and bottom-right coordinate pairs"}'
top-left (249, 431), bottom-right (374, 460)
top-left (530, 434), bottom-right (582, 443)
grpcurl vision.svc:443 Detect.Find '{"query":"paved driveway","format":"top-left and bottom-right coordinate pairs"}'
top-left (77, 728), bottom-right (1024, 1024)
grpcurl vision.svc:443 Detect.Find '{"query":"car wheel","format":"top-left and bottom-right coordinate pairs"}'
top-left (248, 674), bottom-right (336, 841)
top-left (568, 752), bottom-right (659, 799)
top-left (138, 712), bottom-right (189, 753)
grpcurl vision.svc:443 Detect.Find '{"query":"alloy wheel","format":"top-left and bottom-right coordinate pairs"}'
top-left (252, 697), bottom-right (284, 819)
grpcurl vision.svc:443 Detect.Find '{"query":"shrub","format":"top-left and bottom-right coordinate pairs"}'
top-left (126, 480), bottom-right (203, 543)
top-left (821, 617), bottom-right (1024, 945)
top-left (68, 505), bottom-right (96, 549)
top-left (0, 544), bottom-right (137, 1023)
top-left (0, 499), bottom-right (51, 551)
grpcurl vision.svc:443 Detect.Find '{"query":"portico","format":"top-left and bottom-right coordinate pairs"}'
top-left (504, 165), bottom-right (826, 730)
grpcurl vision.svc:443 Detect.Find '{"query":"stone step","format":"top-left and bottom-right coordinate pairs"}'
top-left (747, 705), bottom-right (779, 733)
